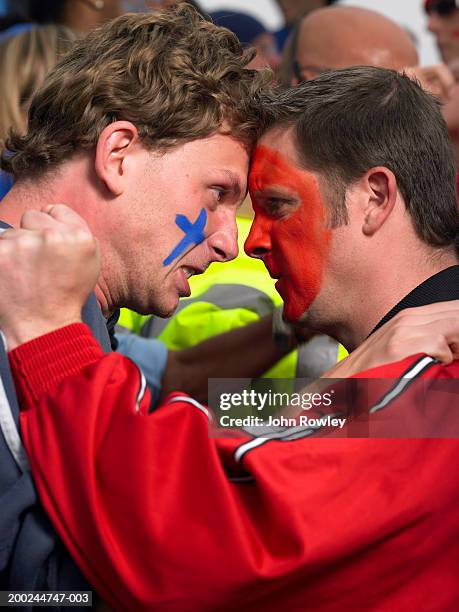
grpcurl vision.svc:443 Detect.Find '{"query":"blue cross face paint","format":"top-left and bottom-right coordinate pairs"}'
top-left (163, 208), bottom-right (207, 267)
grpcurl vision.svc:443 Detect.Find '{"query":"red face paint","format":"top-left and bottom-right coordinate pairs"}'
top-left (245, 145), bottom-right (332, 322)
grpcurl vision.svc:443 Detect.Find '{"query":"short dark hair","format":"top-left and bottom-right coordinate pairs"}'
top-left (261, 66), bottom-right (458, 250)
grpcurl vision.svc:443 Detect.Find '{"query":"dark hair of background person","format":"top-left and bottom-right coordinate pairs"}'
top-left (5, 0), bottom-right (66, 24)
top-left (210, 9), bottom-right (281, 70)
top-left (261, 66), bottom-right (458, 250)
top-left (0, 15), bottom-right (27, 32)
top-left (1, 4), bottom-right (271, 180)
top-left (1, 0), bottom-right (208, 29)
top-left (275, 0), bottom-right (339, 25)
top-left (4, 0), bottom-right (127, 33)
top-left (276, 22), bottom-right (299, 86)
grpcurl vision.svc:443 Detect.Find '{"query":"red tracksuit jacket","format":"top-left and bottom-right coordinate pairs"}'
top-left (9, 323), bottom-right (459, 611)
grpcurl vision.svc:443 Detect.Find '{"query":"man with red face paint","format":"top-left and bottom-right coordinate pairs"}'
top-left (247, 144), bottom-right (333, 323)
top-left (246, 67), bottom-right (458, 349)
top-left (1, 67), bottom-right (459, 610)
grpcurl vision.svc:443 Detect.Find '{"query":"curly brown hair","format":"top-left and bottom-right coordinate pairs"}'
top-left (1, 4), bottom-right (271, 179)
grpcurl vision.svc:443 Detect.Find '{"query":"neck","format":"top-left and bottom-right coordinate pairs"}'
top-left (0, 179), bottom-right (48, 227)
top-left (1, 170), bottom-right (115, 318)
top-left (334, 247), bottom-right (458, 352)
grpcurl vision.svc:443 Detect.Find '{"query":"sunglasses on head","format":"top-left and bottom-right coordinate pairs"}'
top-left (425, 0), bottom-right (459, 16)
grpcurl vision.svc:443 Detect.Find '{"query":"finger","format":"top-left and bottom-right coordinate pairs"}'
top-left (450, 341), bottom-right (459, 360)
top-left (41, 204), bottom-right (90, 231)
top-left (391, 301), bottom-right (459, 322)
top-left (20, 209), bottom-right (61, 231)
top-left (403, 318), bottom-right (459, 362)
top-left (0, 227), bottom-right (42, 240)
top-left (0, 227), bottom-right (15, 239)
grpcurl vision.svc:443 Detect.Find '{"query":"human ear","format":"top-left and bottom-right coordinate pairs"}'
top-left (94, 121), bottom-right (139, 197)
top-left (361, 167), bottom-right (397, 236)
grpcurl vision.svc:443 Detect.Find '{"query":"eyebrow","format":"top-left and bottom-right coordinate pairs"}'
top-left (251, 184), bottom-right (300, 200)
top-left (218, 170), bottom-right (246, 200)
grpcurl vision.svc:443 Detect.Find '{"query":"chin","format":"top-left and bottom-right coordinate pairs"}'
top-left (132, 293), bottom-right (179, 318)
top-left (156, 295), bottom-right (180, 318)
top-left (282, 303), bottom-right (302, 324)
top-left (147, 302), bottom-right (176, 319)
top-left (283, 298), bottom-right (315, 326)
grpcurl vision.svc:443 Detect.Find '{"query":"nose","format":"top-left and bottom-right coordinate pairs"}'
top-left (244, 215), bottom-right (271, 260)
top-left (207, 212), bottom-right (239, 263)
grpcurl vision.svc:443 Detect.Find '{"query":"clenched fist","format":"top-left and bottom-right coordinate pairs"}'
top-left (0, 205), bottom-right (100, 350)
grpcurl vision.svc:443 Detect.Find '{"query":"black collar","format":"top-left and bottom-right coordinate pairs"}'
top-left (369, 265), bottom-right (459, 336)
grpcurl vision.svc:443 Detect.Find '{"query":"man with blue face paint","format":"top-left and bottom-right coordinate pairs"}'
top-left (163, 208), bottom-right (207, 267)
top-left (0, 4), bottom-right (273, 602)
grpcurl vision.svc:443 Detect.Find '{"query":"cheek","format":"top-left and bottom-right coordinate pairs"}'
top-left (273, 206), bottom-right (332, 320)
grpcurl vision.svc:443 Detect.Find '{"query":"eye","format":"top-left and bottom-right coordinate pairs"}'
top-left (263, 197), bottom-right (295, 218)
top-left (214, 189), bottom-right (224, 202)
top-left (210, 187), bottom-right (230, 206)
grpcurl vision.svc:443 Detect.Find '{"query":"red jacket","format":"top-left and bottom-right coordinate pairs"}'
top-left (10, 324), bottom-right (459, 611)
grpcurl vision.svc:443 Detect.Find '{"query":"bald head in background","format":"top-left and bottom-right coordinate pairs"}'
top-left (277, 4), bottom-right (459, 165)
top-left (293, 5), bottom-right (418, 82)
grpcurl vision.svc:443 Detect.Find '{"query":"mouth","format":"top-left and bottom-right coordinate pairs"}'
top-left (175, 265), bottom-right (207, 298)
top-left (265, 265), bottom-right (282, 280)
top-left (181, 265), bottom-right (206, 279)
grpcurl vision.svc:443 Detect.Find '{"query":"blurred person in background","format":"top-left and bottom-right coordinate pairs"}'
top-left (4, 0), bottom-right (125, 34)
top-left (274, 0), bottom-right (338, 52)
top-left (282, 4), bottom-right (418, 84)
top-left (426, 0), bottom-right (459, 64)
top-left (278, 4), bottom-right (458, 157)
top-left (210, 9), bottom-right (281, 70)
top-left (0, 24), bottom-right (76, 198)
top-left (425, 0), bottom-right (459, 168)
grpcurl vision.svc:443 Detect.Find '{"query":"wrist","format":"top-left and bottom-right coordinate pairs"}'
top-left (3, 316), bottom-right (83, 351)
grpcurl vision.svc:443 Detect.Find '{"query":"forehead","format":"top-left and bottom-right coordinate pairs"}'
top-left (165, 131), bottom-right (250, 178)
top-left (184, 131), bottom-right (249, 159)
top-left (253, 127), bottom-right (302, 170)
top-left (250, 127), bottom-right (328, 200)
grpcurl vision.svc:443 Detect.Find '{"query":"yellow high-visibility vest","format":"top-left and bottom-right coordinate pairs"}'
top-left (118, 218), bottom-right (347, 378)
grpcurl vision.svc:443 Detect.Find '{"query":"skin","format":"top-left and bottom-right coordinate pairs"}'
top-left (0, 124), bottom-right (249, 319)
top-left (288, 5), bottom-right (459, 164)
top-left (426, 7), bottom-right (459, 161)
top-left (245, 126), bottom-right (458, 350)
top-left (276, 0), bottom-right (327, 26)
top-left (427, 7), bottom-right (459, 65)
top-left (246, 143), bottom-right (331, 323)
top-left (294, 6), bottom-right (418, 83)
